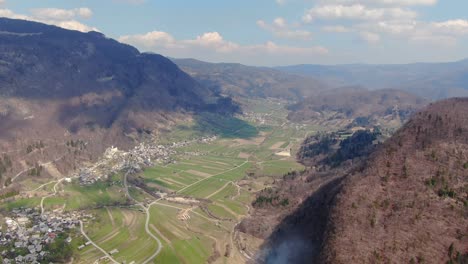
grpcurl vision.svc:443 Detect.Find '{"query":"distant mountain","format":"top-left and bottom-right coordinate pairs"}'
top-left (0, 18), bottom-right (233, 187)
top-left (173, 58), bottom-right (328, 101)
top-left (276, 60), bottom-right (468, 100)
top-left (322, 98), bottom-right (468, 263)
top-left (287, 88), bottom-right (428, 129)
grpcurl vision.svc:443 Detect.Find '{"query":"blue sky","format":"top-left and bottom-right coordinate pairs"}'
top-left (1, 0), bottom-right (468, 66)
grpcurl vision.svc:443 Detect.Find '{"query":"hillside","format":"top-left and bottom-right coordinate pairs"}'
top-left (276, 60), bottom-right (468, 100)
top-left (173, 58), bottom-right (328, 101)
top-left (322, 98), bottom-right (468, 263)
top-left (288, 88), bottom-right (427, 130)
top-left (0, 18), bottom-right (232, 188)
top-left (242, 98), bottom-right (467, 264)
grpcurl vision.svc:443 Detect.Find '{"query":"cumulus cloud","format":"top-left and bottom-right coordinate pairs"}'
top-left (320, 0), bottom-right (437, 6)
top-left (351, 17), bottom-right (468, 47)
top-left (432, 19), bottom-right (468, 35)
top-left (0, 7), bottom-right (97, 32)
top-left (257, 17), bottom-right (312, 40)
top-left (360, 31), bottom-right (381, 43)
top-left (119, 30), bottom-right (328, 65)
top-left (31, 7), bottom-right (92, 20)
top-left (300, 0), bottom-right (467, 48)
top-left (303, 4), bottom-right (417, 22)
top-left (322, 25), bottom-right (352, 32)
top-left (113, 0), bottom-right (146, 4)
top-left (276, 0), bottom-right (287, 5)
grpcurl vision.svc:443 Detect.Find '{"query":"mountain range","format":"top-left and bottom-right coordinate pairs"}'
top-left (277, 60), bottom-right (468, 100)
top-left (173, 58), bottom-right (328, 101)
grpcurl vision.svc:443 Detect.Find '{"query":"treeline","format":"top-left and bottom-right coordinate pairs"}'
top-left (326, 130), bottom-right (380, 167)
top-left (28, 163), bottom-right (43, 177)
top-left (0, 154), bottom-right (12, 180)
top-left (298, 130), bottom-right (380, 167)
top-left (253, 187), bottom-right (289, 208)
top-left (26, 141), bottom-right (45, 154)
top-left (66, 139), bottom-right (86, 149)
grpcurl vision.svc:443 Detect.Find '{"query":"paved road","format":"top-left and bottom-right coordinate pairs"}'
top-left (80, 221), bottom-right (119, 264)
top-left (37, 175), bottom-right (118, 263)
top-left (124, 171), bottom-right (163, 264)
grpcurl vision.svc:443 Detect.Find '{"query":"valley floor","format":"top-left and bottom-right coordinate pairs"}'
top-left (0, 98), bottom-right (324, 264)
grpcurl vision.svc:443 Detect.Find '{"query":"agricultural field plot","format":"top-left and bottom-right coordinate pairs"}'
top-left (148, 204), bottom-right (220, 264)
top-left (77, 208), bottom-right (159, 264)
top-left (42, 181), bottom-right (128, 211)
top-left (0, 98), bottom-right (317, 264)
top-left (0, 197), bottom-right (42, 211)
top-left (142, 153), bottom-right (249, 193)
top-left (166, 161), bottom-right (251, 199)
top-left (257, 160), bottom-right (305, 176)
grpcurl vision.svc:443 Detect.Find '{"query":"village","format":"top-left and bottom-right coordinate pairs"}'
top-left (0, 135), bottom-right (220, 263)
top-left (0, 208), bottom-right (93, 264)
top-left (78, 136), bottom-right (217, 185)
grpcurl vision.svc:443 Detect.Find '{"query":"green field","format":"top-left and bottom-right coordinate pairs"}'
top-left (6, 98), bottom-right (314, 264)
top-left (78, 207), bottom-right (159, 263)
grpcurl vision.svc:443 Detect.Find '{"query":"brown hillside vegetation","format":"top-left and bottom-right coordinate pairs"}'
top-left (0, 18), bottom-right (235, 188)
top-left (323, 98), bottom-right (468, 263)
top-left (173, 58), bottom-right (328, 101)
top-left (288, 88), bottom-right (427, 129)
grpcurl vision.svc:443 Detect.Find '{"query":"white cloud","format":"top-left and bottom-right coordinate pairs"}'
top-left (257, 17), bottom-right (312, 40)
top-left (0, 7), bottom-right (97, 32)
top-left (321, 0), bottom-right (437, 6)
top-left (360, 31), bottom-right (380, 43)
top-left (322, 25), bottom-right (351, 32)
top-left (276, 0), bottom-right (287, 5)
top-left (31, 7), bottom-right (92, 20)
top-left (0, 9), bottom-right (28, 20)
top-left (113, 0), bottom-right (146, 4)
top-left (119, 31), bottom-right (178, 49)
top-left (119, 30), bottom-right (328, 65)
top-left (350, 17), bottom-right (468, 47)
top-left (77, 8), bottom-right (93, 18)
top-left (432, 19), bottom-right (468, 35)
top-left (303, 4), bottom-right (417, 22)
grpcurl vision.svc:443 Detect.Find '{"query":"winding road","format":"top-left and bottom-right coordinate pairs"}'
top-left (38, 175), bottom-right (119, 263)
top-left (80, 221), bottom-right (119, 264)
top-left (123, 171), bottom-right (163, 264)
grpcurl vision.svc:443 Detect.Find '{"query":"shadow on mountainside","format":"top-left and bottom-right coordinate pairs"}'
top-left (257, 176), bottom-right (345, 264)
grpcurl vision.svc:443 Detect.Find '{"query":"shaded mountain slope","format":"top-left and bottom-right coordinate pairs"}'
top-left (0, 18), bottom-right (232, 187)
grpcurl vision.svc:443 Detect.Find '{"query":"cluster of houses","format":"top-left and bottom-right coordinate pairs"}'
top-left (0, 208), bottom-right (91, 264)
top-left (243, 111), bottom-right (271, 125)
top-left (79, 136), bottom-right (217, 185)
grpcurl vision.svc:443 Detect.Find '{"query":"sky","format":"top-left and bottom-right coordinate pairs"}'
top-left (1, 0), bottom-right (468, 66)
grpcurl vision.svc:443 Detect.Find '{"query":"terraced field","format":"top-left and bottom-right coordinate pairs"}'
top-left (79, 208), bottom-right (160, 263)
